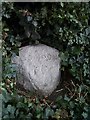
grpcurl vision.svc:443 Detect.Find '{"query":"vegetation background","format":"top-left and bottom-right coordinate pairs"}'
top-left (1, 2), bottom-right (90, 120)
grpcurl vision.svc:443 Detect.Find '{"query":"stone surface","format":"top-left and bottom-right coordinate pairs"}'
top-left (12, 44), bottom-right (61, 96)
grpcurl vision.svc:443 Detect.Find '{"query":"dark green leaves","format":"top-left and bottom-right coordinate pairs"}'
top-left (44, 107), bottom-right (54, 120)
top-left (2, 2), bottom-right (90, 120)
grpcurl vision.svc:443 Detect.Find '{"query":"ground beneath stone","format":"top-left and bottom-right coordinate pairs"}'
top-left (15, 68), bottom-right (74, 102)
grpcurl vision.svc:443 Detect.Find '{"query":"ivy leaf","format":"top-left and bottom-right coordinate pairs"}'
top-left (2, 88), bottom-right (11, 103)
top-left (82, 112), bottom-right (88, 119)
top-left (60, 2), bottom-right (64, 7)
top-left (44, 107), bottom-right (54, 119)
top-left (60, 51), bottom-right (69, 66)
top-left (7, 105), bottom-right (16, 117)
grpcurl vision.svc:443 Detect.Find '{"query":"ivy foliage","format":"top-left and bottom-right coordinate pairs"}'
top-left (1, 2), bottom-right (90, 120)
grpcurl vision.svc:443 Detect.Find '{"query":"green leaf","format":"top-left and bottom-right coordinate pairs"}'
top-left (69, 101), bottom-right (75, 109)
top-left (60, 2), bottom-right (64, 7)
top-left (7, 105), bottom-right (16, 116)
top-left (4, 28), bottom-right (9, 31)
top-left (2, 88), bottom-right (11, 103)
top-left (82, 112), bottom-right (88, 119)
top-left (64, 95), bottom-right (70, 102)
top-left (44, 107), bottom-right (54, 119)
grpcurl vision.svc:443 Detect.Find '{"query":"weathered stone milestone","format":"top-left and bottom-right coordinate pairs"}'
top-left (12, 44), bottom-right (61, 96)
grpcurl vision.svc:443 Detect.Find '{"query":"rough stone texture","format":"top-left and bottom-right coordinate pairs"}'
top-left (12, 44), bottom-right (61, 96)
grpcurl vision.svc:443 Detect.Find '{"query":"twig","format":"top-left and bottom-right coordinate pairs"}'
top-left (71, 80), bottom-right (75, 88)
top-left (84, 92), bottom-right (88, 98)
top-left (65, 86), bottom-right (72, 93)
top-left (56, 89), bottom-right (63, 93)
top-left (70, 92), bottom-right (76, 100)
